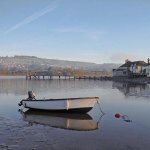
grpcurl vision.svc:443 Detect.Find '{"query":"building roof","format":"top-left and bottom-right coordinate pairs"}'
top-left (120, 61), bottom-right (147, 68)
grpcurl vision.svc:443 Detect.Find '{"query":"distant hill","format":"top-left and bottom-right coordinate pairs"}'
top-left (0, 55), bottom-right (121, 72)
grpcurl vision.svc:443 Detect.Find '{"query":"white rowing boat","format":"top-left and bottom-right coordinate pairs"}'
top-left (19, 97), bottom-right (99, 113)
top-left (18, 91), bottom-right (99, 113)
top-left (20, 110), bottom-right (99, 131)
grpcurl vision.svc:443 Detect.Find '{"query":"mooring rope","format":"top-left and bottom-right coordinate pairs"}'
top-left (97, 100), bottom-right (105, 115)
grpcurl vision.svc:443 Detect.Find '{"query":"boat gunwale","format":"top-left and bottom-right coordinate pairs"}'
top-left (21, 97), bottom-right (99, 102)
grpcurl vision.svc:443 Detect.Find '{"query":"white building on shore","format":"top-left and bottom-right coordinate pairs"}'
top-left (144, 58), bottom-right (150, 77)
top-left (113, 59), bottom-right (148, 77)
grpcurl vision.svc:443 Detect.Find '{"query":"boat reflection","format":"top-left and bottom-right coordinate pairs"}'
top-left (20, 110), bottom-right (99, 131)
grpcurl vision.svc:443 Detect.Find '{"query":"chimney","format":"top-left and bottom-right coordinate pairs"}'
top-left (125, 59), bottom-right (129, 63)
top-left (148, 58), bottom-right (150, 65)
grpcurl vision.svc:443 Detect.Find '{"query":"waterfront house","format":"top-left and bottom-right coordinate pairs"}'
top-left (146, 65), bottom-right (150, 77)
top-left (143, 58), bottom-right (150, 77)
top-left (113, 60), bottom-right (147, 77)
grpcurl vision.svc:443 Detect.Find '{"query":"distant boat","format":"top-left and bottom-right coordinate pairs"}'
top-left (20, 109), bottom-right (99, 131)
top-left (18, 91), bottom-right (99, 113)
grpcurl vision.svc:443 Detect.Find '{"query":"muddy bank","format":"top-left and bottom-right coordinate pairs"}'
top-left (0, 116), bottom-right (60, 150)
top-left (0, 115), bottom-right (101, 150)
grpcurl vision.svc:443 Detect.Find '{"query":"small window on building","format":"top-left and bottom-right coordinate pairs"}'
top-left (123, 71), bottom-right (126, 75)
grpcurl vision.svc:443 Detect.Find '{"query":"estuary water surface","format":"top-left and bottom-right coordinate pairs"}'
top-left (0, 77), bottom-right (150, 150)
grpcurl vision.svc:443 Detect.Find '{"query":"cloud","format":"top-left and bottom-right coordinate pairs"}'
top-left (53, 27), bottom-right (105, 41)
top-left (5, 0), bottom-right (60, 34)
top-left (54, 27), bottom-right (104, 34)
top-left (53, 27), bottom-right (86, 33)
top-left (110, 52), bottom-right (146, 63)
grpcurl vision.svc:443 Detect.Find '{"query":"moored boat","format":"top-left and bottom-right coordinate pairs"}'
top-left (18, 91), bottom-right (99, 113)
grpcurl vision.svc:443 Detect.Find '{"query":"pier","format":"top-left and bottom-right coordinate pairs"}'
top-left (26, 74), bottom-right (112, 81)
top-left (25, 72), bottom-right (150, 84)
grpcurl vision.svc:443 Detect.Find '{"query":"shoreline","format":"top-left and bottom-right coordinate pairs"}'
top-left (112, 77), bottom-right (150, 84)
top-left (0, 75), bottom-right (150, 84)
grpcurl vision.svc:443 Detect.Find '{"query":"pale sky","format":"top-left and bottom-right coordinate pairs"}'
top-left (0, 0), bottom-right (150, 63)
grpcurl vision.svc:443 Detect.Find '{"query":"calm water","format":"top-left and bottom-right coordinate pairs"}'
top-left (0, 77), bottom-right (150, 150)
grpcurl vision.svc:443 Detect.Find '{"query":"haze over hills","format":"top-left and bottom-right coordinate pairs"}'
top-left (0, 55), bottom-right (121, 72)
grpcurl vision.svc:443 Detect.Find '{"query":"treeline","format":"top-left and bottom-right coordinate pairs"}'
top-left (0, 70), bottom-right (26, 76)
top-left (0, 66), bottom-right (112, 77)
top-left (46, 67), bottom-right (112, 77)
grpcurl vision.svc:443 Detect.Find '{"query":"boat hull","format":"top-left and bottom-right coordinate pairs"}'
top-left (20, 97), bottom-right (99, 113)
top-left (28, 107), bottom-right (93, 113)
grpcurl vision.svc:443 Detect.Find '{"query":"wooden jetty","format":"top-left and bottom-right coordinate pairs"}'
top-left (26, 73), bottom-right (112, 81)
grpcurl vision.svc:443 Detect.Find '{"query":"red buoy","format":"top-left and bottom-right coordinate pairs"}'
top-left (115, 113), bottom-right (121, 118)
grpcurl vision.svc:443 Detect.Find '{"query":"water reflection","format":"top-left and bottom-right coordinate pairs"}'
top-left (0, 77), bottom-right (111, 96)
top-left (1, 77), bottom-right (150, 149)
top-left (0, 78), bottom-right (26, 95)
top-left (112, 82), bottom-right (150, 97)
top-left (20, 110), bottom-right (99, 131)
